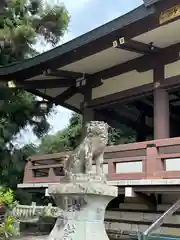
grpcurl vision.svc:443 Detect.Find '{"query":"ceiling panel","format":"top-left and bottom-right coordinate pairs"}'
top-left (60, 48), bottom-right (142, 74)
top-left (27, 75), bottom-right (63, 81)
top-left (65, 93), bottom-right (84, 109)
top-left (133, 19), bottom-right (180, 48)
top-left (38, 87), bottom-right (68, 98)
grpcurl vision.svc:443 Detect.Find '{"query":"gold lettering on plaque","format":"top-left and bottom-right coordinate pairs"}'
top-left (159, 4), bottom-right (180, 24)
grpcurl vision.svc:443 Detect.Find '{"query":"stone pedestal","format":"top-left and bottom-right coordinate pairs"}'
top-left (47, 175), bottom-right (117, 240)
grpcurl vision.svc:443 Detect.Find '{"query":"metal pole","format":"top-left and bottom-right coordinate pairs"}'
top-left (142, 198), bottom-right (180, 240)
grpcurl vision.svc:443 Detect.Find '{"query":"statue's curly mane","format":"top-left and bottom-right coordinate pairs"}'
top-left (64, 121), bottom-right (109, 179)
top-left (86, 121), bottom-right (109, 138)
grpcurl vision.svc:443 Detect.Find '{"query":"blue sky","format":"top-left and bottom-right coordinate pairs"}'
top-left (17, 0), bottom-right (143, 146)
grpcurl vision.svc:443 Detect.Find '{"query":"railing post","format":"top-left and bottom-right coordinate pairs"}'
top-left (146, 144), bottom-right (164, 178)
top-left (48, 167), bottom-right (56, 181)
top-left (23, 159), bottom-right (34, 183)
top-left (108, 160), bottom-right (116, 180)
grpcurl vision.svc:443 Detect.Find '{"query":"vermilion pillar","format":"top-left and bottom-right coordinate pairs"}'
top-left (153, 66), bottom-right (170, 139)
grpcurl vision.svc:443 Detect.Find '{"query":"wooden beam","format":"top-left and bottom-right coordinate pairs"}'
top-left (88, 83), bottom-right (153, 109)
top-left (45, 69), bottom-right (89, 79)
top-left (15, 78), bottom-right (75, 89)
top-left (43, 70), bottom-right (103, 89)
top-left (143, 0), bottom-right (160, 7)
top-left (134, 185), bottom-right (180, 193)
top-left (113, 38), bottom-right (160, 55)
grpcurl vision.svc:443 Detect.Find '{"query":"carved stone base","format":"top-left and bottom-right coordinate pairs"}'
top-left (63, 173), bottom-right (107, 184)
top-left (47, 181), bottom-right (118, 240)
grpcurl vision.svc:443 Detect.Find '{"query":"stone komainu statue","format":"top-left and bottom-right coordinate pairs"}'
top-left (64, 121), bottom-right (109, 177)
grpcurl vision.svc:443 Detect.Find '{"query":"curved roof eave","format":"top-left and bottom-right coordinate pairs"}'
top-left (0, 4), bottom-right (155, 77)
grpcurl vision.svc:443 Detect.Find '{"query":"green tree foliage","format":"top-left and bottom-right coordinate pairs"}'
top-left (0, 187), bottom-right (15, 208)
top-left (0, 215), bottom-right (17, 239)
top-left (0, 187), bottom-right (18, 239)
top-left (0, 88), bottom-right (51, 191)
top-left (0, 0), bottom-right (70, 190)
top-left (108, 125), bottom-right (135, 145)
top-left (38, 113), bottom-right (136, 154)
top-left (0, 0), bottom-right (70, 62)
top-left (39, 113), bottom-right (82, 154)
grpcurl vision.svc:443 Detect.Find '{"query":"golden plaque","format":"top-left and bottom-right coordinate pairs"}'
top-left (159, 4), bottom-right (180, 24)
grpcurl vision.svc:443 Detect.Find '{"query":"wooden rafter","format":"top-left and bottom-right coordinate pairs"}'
top-left (45, 70), bottom-right (103, 88)
top-left (27, 88), bottom-right (81, 114)
top-left (113, 38), bottom-right (160, 55)
top-left (143, 0), bottom-right (161, 7)
top-left (44, 69), bottom-right (89, 79)
top-left (14, 78), bottom-right (75, 89)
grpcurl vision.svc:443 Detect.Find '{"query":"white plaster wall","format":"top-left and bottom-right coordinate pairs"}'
top-left (165, 158), bottom-right (180, 171)
top-left (165, 60), bottom-right (180, 78)
top-left (92, 70), bottom-right (153, 99)
top-left (116, 161), bottom-right (142, 174)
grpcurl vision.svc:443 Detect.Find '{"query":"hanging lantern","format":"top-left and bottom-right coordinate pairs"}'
top-left (39, 99), bottom-right (49, 111)
top-left (35, 99), bottom-right (53, 113)
top-left (35, 89), bottom-right (52, 112)
top-left (7, 81), bottom-right (16, 88)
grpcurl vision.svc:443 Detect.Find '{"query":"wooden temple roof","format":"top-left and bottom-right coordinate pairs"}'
top-left (0, 0), bottom-right (180, 113)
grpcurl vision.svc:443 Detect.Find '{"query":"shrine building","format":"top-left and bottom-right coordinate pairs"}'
top-left (1, 0), bottom-right (180, 237)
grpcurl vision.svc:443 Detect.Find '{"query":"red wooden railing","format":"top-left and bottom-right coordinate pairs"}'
top-left (23, 137), bottom-right (180, 184)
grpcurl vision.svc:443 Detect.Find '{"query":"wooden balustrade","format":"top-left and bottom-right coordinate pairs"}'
top-left (23, 137), bottom-right (180, 184)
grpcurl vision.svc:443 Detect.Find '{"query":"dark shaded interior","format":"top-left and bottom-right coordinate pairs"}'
top-left (95, 89), bottom-right (180, 143)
